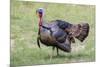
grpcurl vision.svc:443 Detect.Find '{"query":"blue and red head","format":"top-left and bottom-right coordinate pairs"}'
top-left (36, 8), bottom-right (44, 18)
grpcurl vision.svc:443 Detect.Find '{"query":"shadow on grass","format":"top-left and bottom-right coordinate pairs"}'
top-left (44, 53), bottom-right (89, 60)
top-left (66, 53), bottom-right (91, 60)
top-left (53, 55), bottom-right (67, 58)
top-left (44, 54), bottom-right (66, 59)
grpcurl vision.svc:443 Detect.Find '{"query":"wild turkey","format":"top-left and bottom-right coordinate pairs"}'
top-left (36, 8), bottom-right (89, 55)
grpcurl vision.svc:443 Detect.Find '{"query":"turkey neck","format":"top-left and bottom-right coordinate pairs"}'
top-left (39, 17), bottom-right (43, 27)
top-left (38, 16), bottom-right (43, 35)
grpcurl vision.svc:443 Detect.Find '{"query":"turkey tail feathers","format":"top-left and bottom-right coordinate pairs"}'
top-left (75, 23), bottom-right (90, 42)
top-left (56, 20), bottom-right (90, 42)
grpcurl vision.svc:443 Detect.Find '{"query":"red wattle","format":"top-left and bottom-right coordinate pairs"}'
top-left (38, 16), bottom-right (42, 34)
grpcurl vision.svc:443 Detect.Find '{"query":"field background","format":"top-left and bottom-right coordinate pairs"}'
top-left (10, 0), bottom-right (95, 66)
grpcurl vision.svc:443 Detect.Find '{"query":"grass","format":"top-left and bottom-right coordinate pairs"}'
top-left (10, 0), bottom-right (95, 66)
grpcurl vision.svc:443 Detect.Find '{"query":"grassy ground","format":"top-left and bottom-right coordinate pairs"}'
top-left (10, 0), bottom-right (95, 66)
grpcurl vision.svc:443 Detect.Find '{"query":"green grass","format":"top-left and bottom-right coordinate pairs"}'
top-left (10, 0), bottom-right (95, 66)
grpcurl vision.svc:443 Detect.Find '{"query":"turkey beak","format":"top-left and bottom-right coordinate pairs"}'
top-left (36, 10), bottom-right (41, 18)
